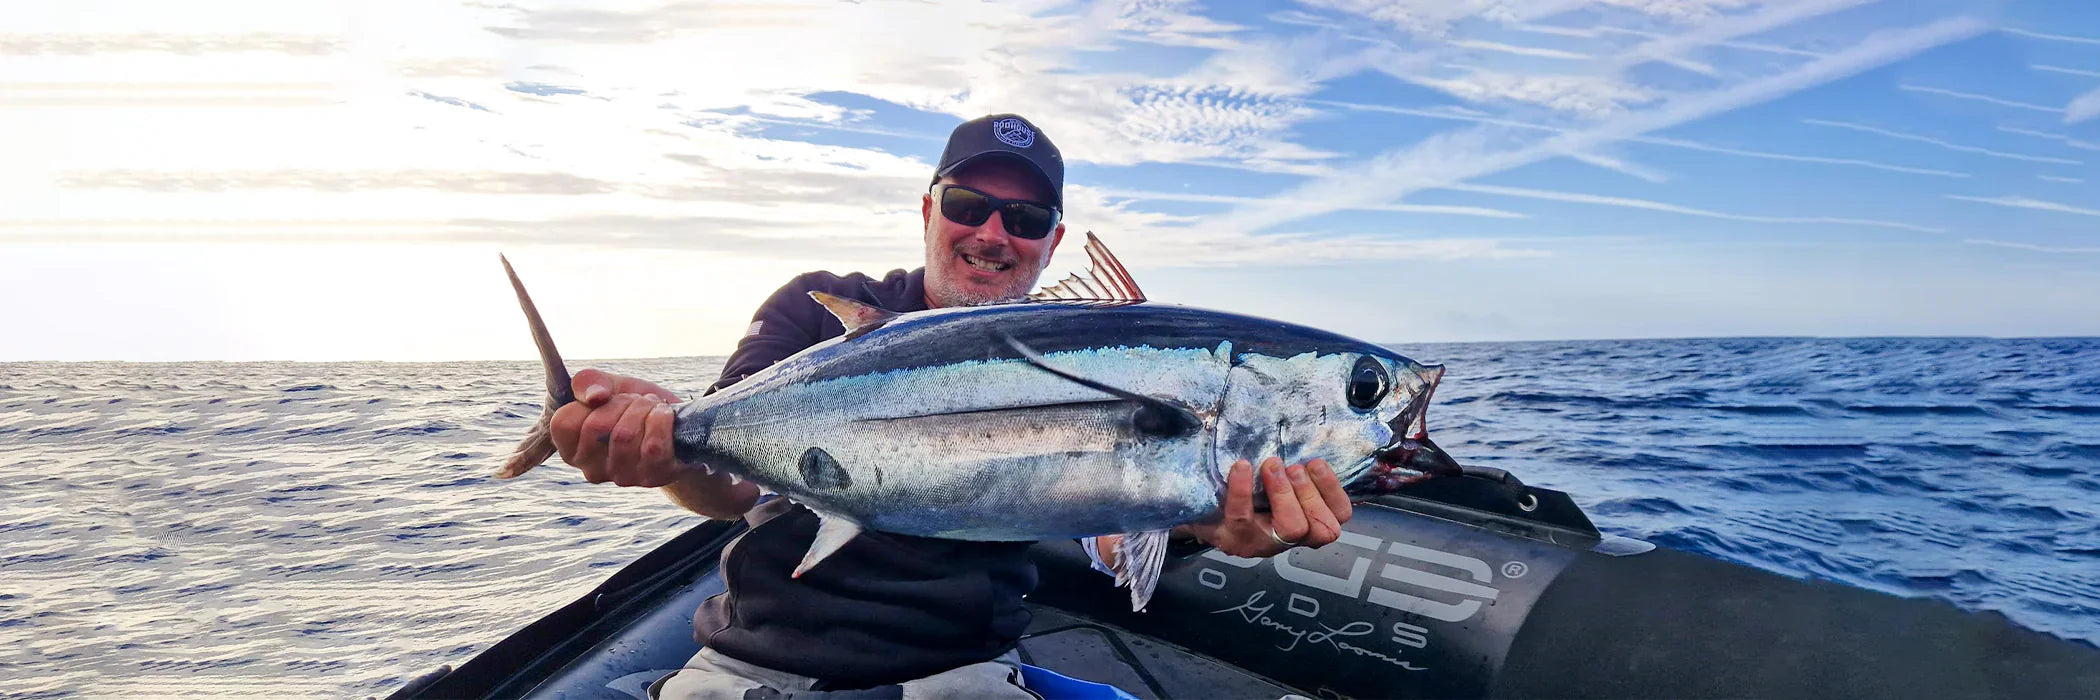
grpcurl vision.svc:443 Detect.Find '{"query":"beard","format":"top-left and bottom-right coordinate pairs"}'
top-left (924, 242), bottom-right (1044, 309)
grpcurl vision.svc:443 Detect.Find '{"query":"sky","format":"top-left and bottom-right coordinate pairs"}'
top-left (3, 0), bottom-right (2097, 362)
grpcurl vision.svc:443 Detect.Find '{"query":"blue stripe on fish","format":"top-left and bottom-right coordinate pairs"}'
top-left (789, 302), bottom-right (1398, 384)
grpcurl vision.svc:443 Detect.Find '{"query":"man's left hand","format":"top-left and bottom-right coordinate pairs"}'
top-left (1182, 456), bottom-right (1353, 558)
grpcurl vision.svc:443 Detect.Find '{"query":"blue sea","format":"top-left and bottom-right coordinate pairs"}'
top-left (3, 337), bottom-right (2098, 698)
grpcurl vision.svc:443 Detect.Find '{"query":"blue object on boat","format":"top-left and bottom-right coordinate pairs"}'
top-left (1018, 664), bottom-right (1141, 700)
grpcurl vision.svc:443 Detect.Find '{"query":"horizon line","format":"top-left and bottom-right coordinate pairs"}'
top-left (9, 333), bottom-right (2098, 365)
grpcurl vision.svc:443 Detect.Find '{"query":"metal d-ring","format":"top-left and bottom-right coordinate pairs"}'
top-left (1518, 492), bottom-right (1539, 512)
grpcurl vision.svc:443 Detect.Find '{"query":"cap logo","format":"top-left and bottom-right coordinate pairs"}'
top-left (992, 118), bottom-right (1035, 148)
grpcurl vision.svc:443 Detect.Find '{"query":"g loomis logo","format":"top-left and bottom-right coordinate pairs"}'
top-left (1199, 531), bottom-right (1507, 623)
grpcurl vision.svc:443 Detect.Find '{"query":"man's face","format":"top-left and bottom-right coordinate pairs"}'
top-left (921, 159), bottom-right (1066, 309)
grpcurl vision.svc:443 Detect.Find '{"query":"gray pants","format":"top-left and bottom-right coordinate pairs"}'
top-left (649, 647), bottom-right (1040, 700)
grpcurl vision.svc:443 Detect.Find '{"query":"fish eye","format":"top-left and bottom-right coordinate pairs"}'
top-left (1347, 356), bottom-right (1388, 411)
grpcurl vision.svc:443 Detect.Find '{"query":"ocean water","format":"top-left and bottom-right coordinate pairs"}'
top-left (3, 337), bottom-right (2097, 698)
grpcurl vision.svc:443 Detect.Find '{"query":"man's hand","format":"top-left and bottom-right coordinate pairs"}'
top-left (549, 369), bottom-right (686, 487)
top-left (1094, 455), bottom-right (1354, 570)
top-left (1182, 456), bottom-right (1353, 558)
top-left (548, 369), bottom-right (760, 519)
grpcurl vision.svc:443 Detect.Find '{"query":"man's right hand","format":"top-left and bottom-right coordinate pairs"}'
top-left (549, 369), bottom-right (686, 487)
top-left (548, 369), bottom-right (761, 519)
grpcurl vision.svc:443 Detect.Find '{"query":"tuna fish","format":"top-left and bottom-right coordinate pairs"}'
top-left (497, 234), bottom-right (1457, 610)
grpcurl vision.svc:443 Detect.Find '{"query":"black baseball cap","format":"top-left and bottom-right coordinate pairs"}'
top-left (932, 113), bottom-right (1063, 209)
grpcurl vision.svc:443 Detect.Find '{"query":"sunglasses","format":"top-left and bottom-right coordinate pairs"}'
top-left (932, 184), bottom-right (1061, 240)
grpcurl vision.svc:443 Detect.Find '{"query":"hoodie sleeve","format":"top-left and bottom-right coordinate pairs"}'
top-left (706, 273), bottom-right (837, 394)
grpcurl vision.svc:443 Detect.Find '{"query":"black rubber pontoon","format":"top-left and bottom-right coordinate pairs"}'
top-left (387, 471), bottom-right (2100, 699)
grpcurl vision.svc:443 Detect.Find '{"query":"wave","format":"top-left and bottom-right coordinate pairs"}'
top-left (1839, 403), bottom-right (1995, 416)
top-left (1589, 496), bottom-right (1696, 516)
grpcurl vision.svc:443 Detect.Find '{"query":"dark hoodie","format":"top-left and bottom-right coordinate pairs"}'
top-left (689, 268), bottom-right (1039, 690)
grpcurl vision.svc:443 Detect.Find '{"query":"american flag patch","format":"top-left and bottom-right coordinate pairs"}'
top-left (744, 321), bottom-right (764, 338)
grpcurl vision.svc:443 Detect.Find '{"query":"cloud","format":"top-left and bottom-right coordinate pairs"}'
top-left (2038, 175), bottom-right (2085, 184)
top-left (443, 216), bottom-right (919, 256)
top-left (1120, 231), bottom-right (1554, 267)
top-left (506, 82), bottom-right (589, 97)
top-left (1592, 0), bottom-right (1761, 23)
top-left (2001, 28), bottom-right (2100, 47)
top-left (0, 33), bottom-right (341, 54)
top-left (476, 1), bottom-right (1352, 172)
top-left (0, 218), bottom-right (447, 244)
top-left (1211, 17), bottom-right (1988, 235)
top-left (2067, 88), bottom-right (2100, 124)
top-left (1478, 1), bottom-right (1879, 86)
top-left (1099, 0), bottom-right (1251, 49)
top-left (1367, 0), bottom-right (1906, 118)
top-left (1291, 0), bottom-right (1769, 38)
top-left (1589, 26), bottom-right (1831, 58)
top-left (483, 3), bottom-right (786, 44)
top-left (1315, 99), bottom-right (1969, 177)
top-left (1112, 191), bottom-right (1531, 218)
top-left (1405, 70), bottom-right (1658, 117)
top-left (1286, 0), bottom-right (1569, 37)
top-left (1561, 148), bottom-right (1671, 182)
top-left (1801, 119), bottom-right (2082, 165)
top-left (1997, 126), bottom-right (2100, 152)
top-left (2032, 65), bottom-right (2100, 79)
top-left (1086, 84), bottom-right (1340, 167)
top-left (397, 59), bottom-right (503, 78)
top-left (1602, 0), bottom-right (1873, 74)
top-left (1442, 183), bottom-right (1945, 232)
top-left (1511, 22), bottom-right (1601, 38)
top-left (1945, 195), bottom-right (2100, 218)
top-left (1964, 239), bottom-right (2100, 254)
top-left (1445, 38), bottom-right (1594, 60)
top-left (408, 90), bottom-right (495, 113)
top-left (1304, 102), bottom-right (1670, 182)
top-left (1898, 84), bottom-right (2065, 114)
top-left (1633, 135), bottom-right (1969, 176)
top-left (0, 82), bottom-right (338, 107)
top-left (56, 170), bottom-right (617, 195)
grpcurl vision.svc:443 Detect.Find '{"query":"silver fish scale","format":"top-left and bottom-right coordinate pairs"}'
top-left (688, 346), bottom-right (1231, 540)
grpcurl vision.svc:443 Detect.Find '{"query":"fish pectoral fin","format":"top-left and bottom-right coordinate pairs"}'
top-left (808, 291), bottom-right (900, 340)
top-left (791, 512), bottom-right (865, 579)
top-left (998, 333), bottom-right (1200, 438)
top-left (1115, 529), bottom-right (1174, 612)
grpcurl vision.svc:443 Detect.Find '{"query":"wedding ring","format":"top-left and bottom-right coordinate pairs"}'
top-left (1268, 526), bottom-right (1302, 548)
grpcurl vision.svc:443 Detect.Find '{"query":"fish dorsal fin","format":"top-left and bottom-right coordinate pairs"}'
top-left (1028, 231), bottom-right (1146, 305)
top-left (808, 291), bottom-right (899, 340)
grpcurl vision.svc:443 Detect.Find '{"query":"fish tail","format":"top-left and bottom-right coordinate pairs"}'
top-left (495, 254), bottom-right (576, 479)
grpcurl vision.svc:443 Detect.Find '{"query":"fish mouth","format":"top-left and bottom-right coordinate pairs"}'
top-left (1371, 434), bottom-right (1462, 477)
top-left (1351, 434), bottom-right (1462, 497)
top-left (1350, 367), bottom-right (1459, 494)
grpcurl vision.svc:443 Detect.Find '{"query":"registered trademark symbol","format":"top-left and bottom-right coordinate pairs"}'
top-left (1502, 561), bottom-right (1529, 579)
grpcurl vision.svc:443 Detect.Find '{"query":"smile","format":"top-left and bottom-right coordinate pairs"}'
top-left (961, 253), bottom-right (1013, 273)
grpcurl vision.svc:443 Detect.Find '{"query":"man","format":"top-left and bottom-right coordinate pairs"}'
top-left (546, 114), bottom-right (1354, 698)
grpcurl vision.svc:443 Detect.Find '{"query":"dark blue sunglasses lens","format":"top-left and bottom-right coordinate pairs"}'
top-left (939, 187), bottom-right (1055, 239)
